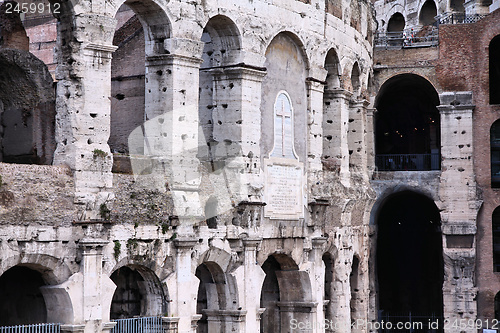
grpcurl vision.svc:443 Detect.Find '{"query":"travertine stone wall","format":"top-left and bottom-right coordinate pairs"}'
top-left (0, 0), bottom-right (376, 332)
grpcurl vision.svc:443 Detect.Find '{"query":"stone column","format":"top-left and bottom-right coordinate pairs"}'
top-left (204, 66), bottom-right (267, 206)
top-left (53, 14), bottom-right (117, 221)
top-left (365, 108), bottom-right (376, 175)
top-left (172, 238), bottom-right (198, 333)
top-left (438, 92), bottom-right (480, 333)
top-left (242, 238), bottom-right (265, 333)
top-left (79, 238), bottom-right (116, 333)
top-left (348, 99), bottom-right (369, 179)
top-left (126, 39), bottom-right (205, 229)
top-left (306, 78), bottom-right (326, 173)
top-left (323, 89), bottom-right (352, 186)
top-left (311, 237), bottom-right (328, 333)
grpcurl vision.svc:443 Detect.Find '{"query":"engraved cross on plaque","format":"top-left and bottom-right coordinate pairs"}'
top-left (276, 98), bottom-right (292, 157)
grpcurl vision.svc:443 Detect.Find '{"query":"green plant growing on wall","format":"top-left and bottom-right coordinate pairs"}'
top-left (93, 149), bottom-right (108, 158)
top-left (100, 203), bottom-right (111, 220)
top-left (113, 240), bottom-right (121, 261)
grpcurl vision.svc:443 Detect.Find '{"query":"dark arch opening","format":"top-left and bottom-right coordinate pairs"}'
top-left (375, 74), bottom-right (440, 171)
top-left (322, 253), bottom-right (334, 324)
top-left (492, 207), bottom-right (500, 271)
top-left (195, 262), bottom-right (228, 333)
top-left (260, 255), bottom-right (281, 333)
top-left (419, 0), bottom-right (438, 26)
top-left (489, 35), bottom-right (500, 105)
top-left (491, 120), bottom-right (500, 187)
top-left (376, 191), bottom-right (443, 323)
top-left (110, 266), bottom-right (144, 319)
top-left (0, 266), bottom-right (48, 325)
top-left (387, 12), bottom-right (405, 32)
top-left (110, 265), bottom-right (167, 319)
top-left (351, 62), bottom-right (361, 97)
top-left (495, 292), bottom-right (500, 321)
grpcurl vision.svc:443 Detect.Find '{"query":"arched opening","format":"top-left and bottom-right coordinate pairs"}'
top-left (261, 32), bottom-right (308, 161)
top-left (489, 35), bottom-right (500, 105)
top-left (351, 62), bottom-right (361, 98)
top-left (322, 253), bottom-right (334, 325)
top-left (375, 74), bottom-right (440, 171)
top-left (0, 266), bottom-right (48, 325)
top-left (376, 191), bottom-right (443, 326)
top-left (350, 256), bottom-right (360, 325)
top-left (109, 0), bottom-right (171, 172)
top-left (323, 49), bottom-right (342, 161)
top-left (195, 261), bottom-right (234, 333)
top-left (419, 0), bottom-right (438, 26)
top-left (109, 5), bottom-right (145, 159)
top-left (198, 15), bottom-right (241, 169)
top-left (491, 120), bottom-right (500, 187)
top-left (387, 12), bottom-right (405, 32)
top-left (493, 207), bottom-right (500, 271)
top-left (110, 265), bottom-right (167, 319)
top-left (260, 254), bottom-right (313, 333)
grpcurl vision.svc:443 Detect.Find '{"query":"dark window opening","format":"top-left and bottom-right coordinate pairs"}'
top-left (376, 191), bottom-right (443, 329)
top-left (110, 266), bottom-right (144, 319)
top-left (491, 120), bottom-right (500, 187)
top-left (495, 292), bottom-right (500, 321)
top-left (490, 35), bottom-right (500, 105)
top-left (322, 253), bottom-right (334, 324)
top-left (196, 262), bottom-right (227, 333)
top-left (387, 12), bottom-right (405, 32)
top-left (260, 256), bottom-right (281, 333)
top-left (420, 0), bottom-right (438, 26)
top-left (375, 74), bottom-right (440, 171)
top-left (493, 207), bottom-right (500, 271)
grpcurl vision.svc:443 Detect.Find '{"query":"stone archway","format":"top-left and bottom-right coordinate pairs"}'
top-left (110, 264), bottom-right (168, 319)
top-left (376, 190), bottom-right (443, 328)
top-left (260, 253), bottom-right (314, 333)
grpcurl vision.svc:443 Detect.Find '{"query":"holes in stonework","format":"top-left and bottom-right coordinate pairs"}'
top-left (222, 104), bottom-right (228, 108)
top-left (454, 131), bottom-right (457, 134)
top-left (207, 105), bottom-right (214, 109)
top-left (349, 118), bottom-right (354, 122)
top-left (220, 49), bottom-right (226, 54)
top-left (326, 135), bottom-right (333, 141)
top-left (207, 51), bottom-right (213, 56)
top-left (162, 133), bottom-right (167, 137)
top-left (325, 102), bottom-right (330, 105)
top-left (181, 134), bottom-right (187, 140)
top-left (158, 118), bottom-right (164, 124)
top-left (236, 120), bottom-right (242, 124)
top-left (88, 139), bottom-right (93, 144)
top-left (116, 94), bottom-right (125, 100)
top-left (327, 120), bottom-right (333, 124)
top-left (162, 87), bottom-right (167, 92)
top-left (90, 113), bottom-right (97, 118)
top-left (218, 121), bottom-right (222, 125)
top-left (156, 70), bottom-right (163, 76)
top-left (462, 130), bottom-right (466, 134)
top-left (458, 145), bottom-right (464, 148)
top-left (179, 116), bottom-right (185, 121)
top-left (456, 116), bottom-right (462, 120)
top-left (349, 150), bottom-right (353, 155)
top-left (229, 83), bottom-right (234, 89)
top-left (63, 139), bottom-right (67, 145)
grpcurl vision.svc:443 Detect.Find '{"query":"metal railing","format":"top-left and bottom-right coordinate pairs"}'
top-left (375, 153), bottom-right (440, 171)
top-left (111, 317), bottom-right (162, 333)
top-left (0, 323), bottom-right (60, 333)
top-left (375, 28), bottom-right (439, 49)
top-left (437, 12), bottom-right (486, 25)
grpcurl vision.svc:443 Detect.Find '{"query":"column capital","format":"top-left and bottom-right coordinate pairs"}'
top-left (323, 88), bottom-right (353, 100)
top-left (242, 237), bottom-right (263, 249)
top-left (312, 236), bottom-right (328, 249)
top-left (174, 238), bottom-right (198, 250)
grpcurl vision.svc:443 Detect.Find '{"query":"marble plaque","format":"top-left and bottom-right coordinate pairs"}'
top-left (264, 157), bottom-right (304, 219)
